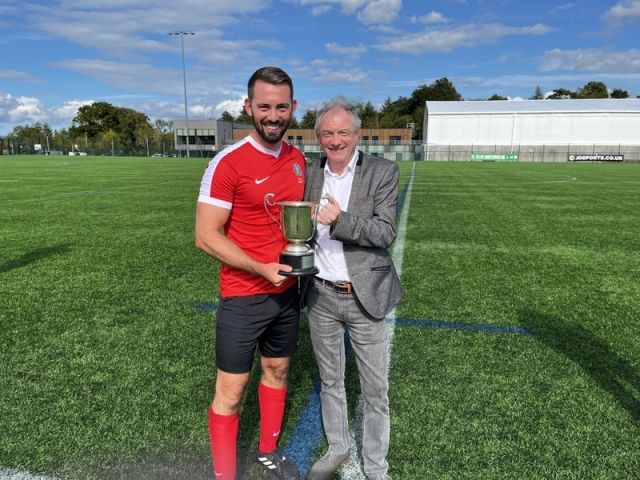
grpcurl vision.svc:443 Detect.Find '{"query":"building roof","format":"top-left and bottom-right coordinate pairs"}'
top-left (425, 98), bottom-right (640, 115)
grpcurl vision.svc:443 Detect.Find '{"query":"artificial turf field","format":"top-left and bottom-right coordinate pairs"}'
top-left (1, 155), bottom-right (638, 479)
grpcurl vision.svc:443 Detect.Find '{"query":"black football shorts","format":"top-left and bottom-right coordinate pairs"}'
top-left (215, 286), bottom-right (300, 373)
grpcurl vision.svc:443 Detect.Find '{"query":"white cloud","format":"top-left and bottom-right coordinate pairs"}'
top-left (24, 1), bottom-right (271, 59)
top-left (456, 72), bottom-right (640, 90)
top-left (12, 97), bottom-right (45, 122)
top-left (51, 99), bottom-right (94, 123)
top-left (551, 3), bottom-right (575, 12)
top-left (357, 0), bottom-right (401, 25)
top-left (0, 69), bottom-right (41, 83)
top-left (540, 48), bottom-right (640, 73)
top-left (0, 92), bottom-right (95, 132)
top-left (299, 0), bottom-right (367, 15)
top-left (310, 5), bottom-right (332, 15)
top-left (411, 11), bottom-right (448, 24)
top-left (6, 95), bottom-right (47, 123)
top-left (0, 93), bottom-right (93, 131)
top-left (325, 42), bottom-right (367, 57)
top-left (602, 0), bottom-right (640, 22)
top-left (299, 0), bottom-right (400, 24)
top-left (216, 97), bottom-right (246, 118)
top-left (311, 67), bottom-right (369, 85)
top-left (375, 23), bottom-right (552, 55)
top-left (54, 59), bottom-right (180, 94)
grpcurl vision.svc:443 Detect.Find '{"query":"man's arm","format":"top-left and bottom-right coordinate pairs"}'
top-left (321, 161), bottom-right (399, 248)
top-left (194, 202), bottom-right (291, 285)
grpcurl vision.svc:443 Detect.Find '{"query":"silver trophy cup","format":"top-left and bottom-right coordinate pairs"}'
top-left (264, 193), bottom-right (327, 277)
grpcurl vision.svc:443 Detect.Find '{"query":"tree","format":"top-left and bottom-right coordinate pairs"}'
top-left (154, 119), bottom-right (171, 133)
top-left (378, 96), bottom-right (413, 129)
top-left (355, 101), bottom-right (379, 128)
top-left (407, 78), bottom-right (462, 139)
top-left (98, 129), bottom-right (120, 155)
top-left (116, 107), bottom-right (153, 154)
top-left (51, 128), bottom-right (71, 154)
top-left (235, 107), bottom-right (252, 124)
top-left (548, 88), bottom-right (575, 99)
top-left (529, 86), bottom-right (544, 100)
top-left (70, 101), bottom-right (152, 154)
top-left (9, 122), bottom-right (53, 154)
top-left (299, 109), bottom-right (317, 129)
top-left (610, 88), bottom-right (629, 98)
top-left (219, 111), bottom-right (234, 122)
top-left (575, 81), bottom-right (608, 99)
top-left (488, 94), bottom-right (508, 101)
top-left (71, 102), bottom-right (120, 139)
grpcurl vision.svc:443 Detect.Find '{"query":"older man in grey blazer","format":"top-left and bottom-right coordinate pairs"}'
top-left (304, 97), bottom-right (403, 480)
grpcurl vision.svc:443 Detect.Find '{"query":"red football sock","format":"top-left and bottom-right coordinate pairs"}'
top-left (258, 382), bottom-right (287, 453)
top-left (209, 407), bottom-right (239, 479)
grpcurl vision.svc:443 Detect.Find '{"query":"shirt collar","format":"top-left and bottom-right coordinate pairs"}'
top-left (324, 150), bottom-right (358, 178)
top-left (247, 135), bottom-right (282, 158)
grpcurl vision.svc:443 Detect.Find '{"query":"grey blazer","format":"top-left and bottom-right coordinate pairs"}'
top-left (304, 151), bottom-right (403, 319)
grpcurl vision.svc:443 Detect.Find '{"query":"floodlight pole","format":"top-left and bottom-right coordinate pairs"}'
top-left (169, 31), bottom-right (195, 158)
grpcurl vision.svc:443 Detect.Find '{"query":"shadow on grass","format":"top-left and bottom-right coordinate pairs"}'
top-left (0, 243), bottom-right (73, 274)
top-left (519, 308), bottom-right (639, 422)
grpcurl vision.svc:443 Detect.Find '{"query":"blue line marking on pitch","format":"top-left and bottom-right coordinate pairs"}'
top-left (390, 317), bottom-right (534, 335)
top-left (195, 303), bottom-right (217, 310)
top-left (195, 305), bottom-right (533, 335)
top-left (282, 379), bottom-right (322, 473)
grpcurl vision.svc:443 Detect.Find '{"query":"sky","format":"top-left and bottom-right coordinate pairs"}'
top-left (1, 0), bottom-right (640, 135)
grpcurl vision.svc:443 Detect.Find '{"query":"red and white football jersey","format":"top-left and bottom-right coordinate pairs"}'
top-left (198, 135), bottom-right (305, 297)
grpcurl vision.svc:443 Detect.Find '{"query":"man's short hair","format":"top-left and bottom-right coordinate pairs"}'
top-left (247, 66), bottom-right (294, 101)
top-left (314, 96), bottom-right (362, 135)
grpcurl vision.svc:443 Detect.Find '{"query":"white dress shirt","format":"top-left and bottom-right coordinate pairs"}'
top-left (315, 151), bottom-right (358, 282)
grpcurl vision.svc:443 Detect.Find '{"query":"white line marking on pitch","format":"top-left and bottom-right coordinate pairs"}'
top-left (0, 468), bottom-right (58, 480)
top-left (341, 161), bottom-right (416, 479)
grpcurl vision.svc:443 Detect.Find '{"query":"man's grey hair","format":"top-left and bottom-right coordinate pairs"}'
top-left (314, 96), bottom-right (362, 135)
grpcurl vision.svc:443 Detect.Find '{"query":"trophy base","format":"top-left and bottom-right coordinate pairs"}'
top-left (278, 251), bottom-right (318, 277)
top-left (278, 266), bottom-right (320, 277)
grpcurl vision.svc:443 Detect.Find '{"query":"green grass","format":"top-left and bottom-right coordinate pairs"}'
top-left (1, 156), bottom-right (639, 479)
top-left (393, 162), bottom-right (640, 479)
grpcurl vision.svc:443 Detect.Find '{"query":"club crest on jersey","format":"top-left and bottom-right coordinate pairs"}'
top-left (292, 162), bottom-right (302, 177)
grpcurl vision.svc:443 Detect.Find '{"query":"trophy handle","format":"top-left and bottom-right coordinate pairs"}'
top-left (263, 193), bottom-right (280, 225)
top-left (314, 194), bottom-right (332, 231)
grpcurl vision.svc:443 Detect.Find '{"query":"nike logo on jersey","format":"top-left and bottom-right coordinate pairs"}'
top-left (272, 430), bottom-right (280, 437)
top-left (255, 176), bottom-right (270, 184)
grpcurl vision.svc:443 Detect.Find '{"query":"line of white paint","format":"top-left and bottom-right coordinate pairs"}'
top-left (0, 468), bottom-right (58, 480)
top-left (341, 162), bottom-right (416, 480)
top-left (410, 174), bottom-right (577, 185)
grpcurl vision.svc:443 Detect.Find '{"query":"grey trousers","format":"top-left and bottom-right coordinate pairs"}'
top-left (306, 279), bottom-right (390, 478)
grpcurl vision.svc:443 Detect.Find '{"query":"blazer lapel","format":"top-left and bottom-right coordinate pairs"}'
top-left (309, 157), bottom-right (325, 202)
top-left (347, 150), bottom-right (364, 213)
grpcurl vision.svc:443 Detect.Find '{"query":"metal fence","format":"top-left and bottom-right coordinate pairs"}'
top-left (219, 140), bottom-right (424, 162)
top-left (3, 137), bottom-right (177, 157)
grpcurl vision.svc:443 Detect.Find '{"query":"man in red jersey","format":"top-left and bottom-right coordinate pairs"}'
top-left (195, 66), bottom-right (304, 480)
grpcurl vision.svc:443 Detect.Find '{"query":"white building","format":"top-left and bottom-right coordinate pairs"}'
top-left (423, 99), bottom-right (640, 162)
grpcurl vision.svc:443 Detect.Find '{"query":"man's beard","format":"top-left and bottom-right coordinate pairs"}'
top-left (252, 116), bottom-right (291, 145)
